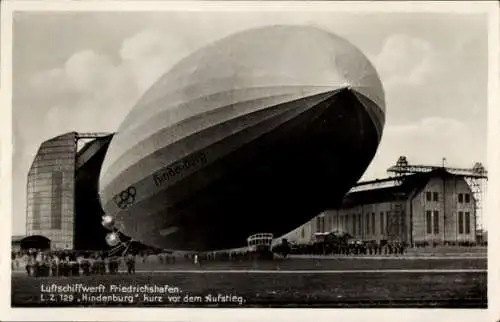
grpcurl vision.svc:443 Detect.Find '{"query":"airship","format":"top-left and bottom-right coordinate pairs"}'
top-left (98, 25), bottom-right (386, 251)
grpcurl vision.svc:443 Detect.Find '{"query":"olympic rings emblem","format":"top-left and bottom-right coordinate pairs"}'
top-left (113, 186), bottom-right (137, 210)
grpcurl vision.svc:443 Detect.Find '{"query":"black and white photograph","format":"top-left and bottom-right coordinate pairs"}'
top-left (1, 0), bottom-right (498, 319)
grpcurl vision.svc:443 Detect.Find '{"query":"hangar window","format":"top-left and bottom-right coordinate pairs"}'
top-left (426, 192), bottom-right (432, 201)
top-left (51, 172), bottom-right (63, 230)
top-left (458, 193), bottom-right (464, 203)
top-left (465, 212), bottom-right (471, 234)
top-left (433, 192), bottom-right (439, 202)
top-left (32, 192), bottom-right (42, 230)
top-left (426, 211), bottom-right (432, 234)
top-left (433, 211), bottom-right (439, 234)
top-left (352, 215), bottom-right (356, 235)
top-left (465, 194), bottom-right (471, 203)
top-left (380, 212), bottom-right (384, 235)
top-left (358, 214), bottom-right (362, 236)
top-left (366, 213), bottom-right (370, 235)
top-left (386, 212), bottom-right (389, 234)
top-left (301, 228), bottom-right (305, 238)
top-left (371, 213), bottom-right (376, 235)
top-left (458, 211), bottom-right (464, 234)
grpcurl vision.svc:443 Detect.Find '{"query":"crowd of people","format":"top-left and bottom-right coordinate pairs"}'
top-left (11, 249), bottom-right (242, 278)
top-left (288, 241), bottom-right (408, 256)
top-left (11, 249), bottom-right (142, 277)
top-left (11, 240), bottom-right (410, 278)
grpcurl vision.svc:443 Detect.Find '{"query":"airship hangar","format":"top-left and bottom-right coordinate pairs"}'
top-left (24, 132), bottom-right (113, 250)
top-left (15, 25), bottom-right (488, 252)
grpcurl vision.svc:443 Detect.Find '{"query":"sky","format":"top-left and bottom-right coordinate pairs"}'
top-left (11, 11), bottom-right (489, 235)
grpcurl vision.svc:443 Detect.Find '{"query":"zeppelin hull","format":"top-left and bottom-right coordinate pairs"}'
top-left (105, 89), bottom-right (382, 251)
top-left (98, 25), bottom-right (386, 251)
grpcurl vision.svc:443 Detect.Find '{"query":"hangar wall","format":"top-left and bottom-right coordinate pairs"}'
top-left (26, 133), bottom-right (77, 249)
top-left (25, 132), bottom-right (112, 250)
top-left (284, 170), bottom-right (477, 246)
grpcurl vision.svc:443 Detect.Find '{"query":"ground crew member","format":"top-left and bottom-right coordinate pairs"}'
top-left (126, 253), bottom-right (136, 274)
top-left (81, 257), bottom-right (91, 276)
top-left (26, 254), bottom-right (34, 276)
top-left (51, 255), bottom-right (59, 277)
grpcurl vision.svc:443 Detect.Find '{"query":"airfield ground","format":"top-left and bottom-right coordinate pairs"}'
top-left (11, 254), bottom-right (487, 308)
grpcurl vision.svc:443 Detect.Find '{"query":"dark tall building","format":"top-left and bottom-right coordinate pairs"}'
top-left (26, 132), bottom-right (112, 250)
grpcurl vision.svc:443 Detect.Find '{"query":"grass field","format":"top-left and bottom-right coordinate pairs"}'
top-left (129, 256), bottom-right (487, 271)
top-left (11, 257), bottom-right (487, 308)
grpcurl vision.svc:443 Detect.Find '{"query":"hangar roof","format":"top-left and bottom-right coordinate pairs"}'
top-left (341, 168), bottom-right (458, 208)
